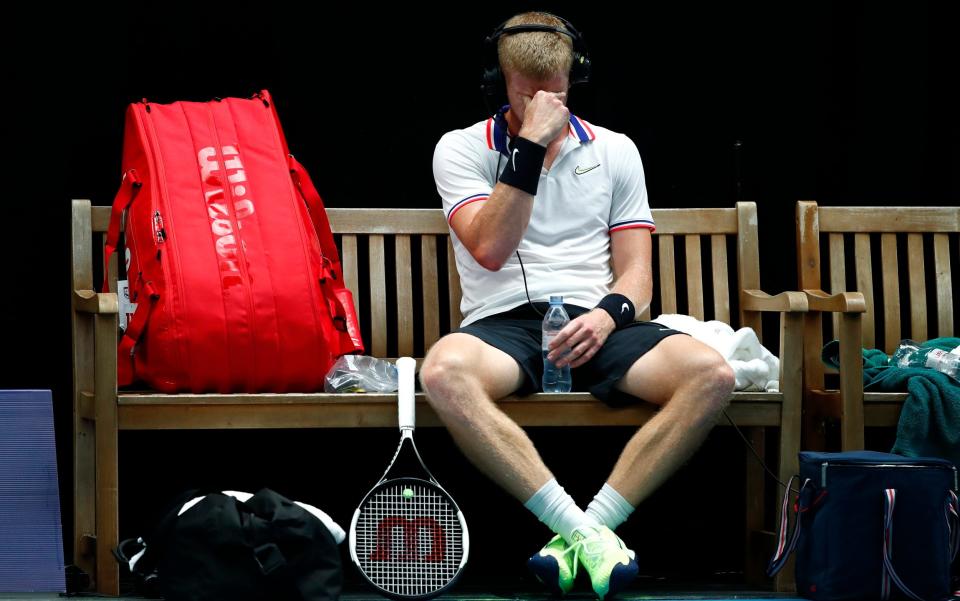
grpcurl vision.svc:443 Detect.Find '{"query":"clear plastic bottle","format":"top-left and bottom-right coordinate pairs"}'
top-left (542, 295), bottom-right (572, 393)
top-left (891, 339), bottom-right (960, 381)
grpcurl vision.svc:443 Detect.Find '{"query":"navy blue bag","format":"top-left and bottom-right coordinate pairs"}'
top-left (768, 451), bottom-right (959, 601)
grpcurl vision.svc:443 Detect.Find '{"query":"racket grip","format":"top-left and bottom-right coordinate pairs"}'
top-left (397, 357), bottom-right (416, 431)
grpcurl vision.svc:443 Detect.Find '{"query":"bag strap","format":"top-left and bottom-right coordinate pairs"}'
top-left (882, 488), bottom-right (960, 601)
top-left (287, 154), bottom-right (340, 276)
top-left (947, 490), bottom-right (960, 600)
top-left (117, 281), bottom-right (159, 385)
top-left (287, 155), bottom-right (365, 355)
top-left (767, 476), bottom-right (813, 577)
top-left (948, 490), bottom-right (959, 565)
top-left (882, 488), bottom-right (925, 601)
top-left (104, 169), bottom-right (142, 293)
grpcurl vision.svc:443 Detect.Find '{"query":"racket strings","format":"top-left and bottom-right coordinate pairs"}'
top-left (355, 481), bottom-right (464, 596)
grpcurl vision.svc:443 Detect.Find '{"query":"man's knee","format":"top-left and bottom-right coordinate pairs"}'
top-left (676, 348), bottom-right (735, 417)
top-left (684, 353), bottom-right (735, 421)
top-left (419, 348), bottom-right (471, 400)
top-left (707, 358), bottom-right (736, 405)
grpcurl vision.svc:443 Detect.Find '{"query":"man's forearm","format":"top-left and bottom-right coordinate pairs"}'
top-left (607, 263), bottom-right (653, 318)
top-left (462, 182), bottom-right (534, 270)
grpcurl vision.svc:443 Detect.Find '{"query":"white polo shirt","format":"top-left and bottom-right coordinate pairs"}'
top-left (432, 110), bottom-right (655, 327)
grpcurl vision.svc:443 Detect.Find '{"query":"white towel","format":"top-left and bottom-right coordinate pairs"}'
top-left (651, 314), bottom-right (780, 392)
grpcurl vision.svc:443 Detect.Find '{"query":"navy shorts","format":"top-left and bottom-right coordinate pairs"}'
top-left (456, 302), bottom-right (685, 407)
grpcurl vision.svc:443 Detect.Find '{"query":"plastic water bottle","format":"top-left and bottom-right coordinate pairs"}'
top-left (542, 296), bottom-right (572, 393)
top-left (891, 339), bottom-right (960, 382)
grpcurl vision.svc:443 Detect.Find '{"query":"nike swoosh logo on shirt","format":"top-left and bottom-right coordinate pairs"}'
top-left (575, 163), bottom-right (601, 175)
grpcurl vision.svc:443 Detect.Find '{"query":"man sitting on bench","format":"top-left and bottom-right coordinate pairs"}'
top-left (421, 11), bottom-right (735, 599)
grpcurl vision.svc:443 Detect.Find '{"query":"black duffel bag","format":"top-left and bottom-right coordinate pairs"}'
top-left (114, 488), bottom-right (342, 601)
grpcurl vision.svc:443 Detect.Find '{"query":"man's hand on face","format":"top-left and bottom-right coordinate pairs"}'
top-left (546, 309), bottom-right (616, 369)
top-left (518, 90), bottom-right (569, 146)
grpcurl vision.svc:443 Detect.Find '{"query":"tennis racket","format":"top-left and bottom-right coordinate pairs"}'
top-left (349, 357), bottom-right (469, 599)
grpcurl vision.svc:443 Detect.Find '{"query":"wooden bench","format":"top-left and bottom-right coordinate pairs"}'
top-left (797, 201), bottom-right (959, 450)
top-left (72, 199), bottom-right (803, 595)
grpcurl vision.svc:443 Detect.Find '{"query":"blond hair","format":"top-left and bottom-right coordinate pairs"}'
top-left (497, 12), bottom-right (574, 80)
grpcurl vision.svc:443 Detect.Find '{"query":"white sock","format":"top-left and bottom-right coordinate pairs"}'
top-left (524, 478), bottom-right (599, 544)
top-left (585, 482), bottom-right (635, 530)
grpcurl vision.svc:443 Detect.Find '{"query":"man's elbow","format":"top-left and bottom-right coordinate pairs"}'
top-left (476, 254), bottom-right (506, 272)
top-left (472, 245), bottom-right (507, 272)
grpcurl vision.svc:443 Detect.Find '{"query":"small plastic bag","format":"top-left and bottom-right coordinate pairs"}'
top-left (324, 355), bottom-right (399, 393)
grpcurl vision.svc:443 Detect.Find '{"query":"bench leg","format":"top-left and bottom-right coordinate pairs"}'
top-left (839, 312), bottom-right (864, 451)
top-left (774, 311), bottom-right (803, 592)
top-left (743, 426), bottom-right (767, 587)
top-left (74, 315), bottom-right (97, 588)
top-left (95, 314), bottom-right (120, 596)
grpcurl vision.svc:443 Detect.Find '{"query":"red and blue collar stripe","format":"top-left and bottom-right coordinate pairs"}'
top-left (486, 105), bottom-right (595, 155)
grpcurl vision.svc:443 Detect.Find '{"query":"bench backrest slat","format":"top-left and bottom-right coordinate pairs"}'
top-left (880, 233), bottom-right (900, 353)
top-left (685, 235), bottom-right (704, 320)
top-left (934, 234), bottom-right (954, 337)
top-left (658, 235), bottom-right (678, 315)
top-left (712, 234), bottom-right (730, 324)
top-left (368, 235), bottom-right (388, 357)
top-left (395, 235), bottom-right (415, 357)
top-left (854, 233), bottom-right (876, 349)
top-left (907, 233), bottom-right (927, 341)
top-left (421, 236), bottom-right (441, 350)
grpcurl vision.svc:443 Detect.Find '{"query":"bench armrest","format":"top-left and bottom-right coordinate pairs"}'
top-left (802, 289), bottom-right (867, 313)
top-left (74, 289), bottom-right (118, 314)
top-left (741, 289), bottom-right (808, 313)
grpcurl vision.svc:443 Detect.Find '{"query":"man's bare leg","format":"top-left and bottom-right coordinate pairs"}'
top-left (603, 335), bottom-right (735, 508)
top-left (419, 333), bottom-right (551, 501)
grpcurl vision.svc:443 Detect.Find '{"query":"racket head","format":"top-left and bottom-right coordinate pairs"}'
top-left (349, 477), bottom-right (469, 600)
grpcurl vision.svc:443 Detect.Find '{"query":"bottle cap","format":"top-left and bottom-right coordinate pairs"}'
top-left (549, 295), bottom-right (563, 304)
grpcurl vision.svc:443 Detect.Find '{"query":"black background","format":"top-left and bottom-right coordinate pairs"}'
top-left (3, 0), bottom-right (957, 592)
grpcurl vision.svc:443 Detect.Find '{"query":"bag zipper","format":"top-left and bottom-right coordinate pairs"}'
top-left (822, 462), bottom-right (958, 489)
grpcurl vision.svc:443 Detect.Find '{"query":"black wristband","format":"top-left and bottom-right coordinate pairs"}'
top-left (498, 137), bottom-right (546, 196)
top-left (596, 293), bottom-right (636, 329)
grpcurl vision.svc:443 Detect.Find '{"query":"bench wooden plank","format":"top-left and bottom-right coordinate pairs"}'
top-left (328, 208), bottom-right (449, 234)
top-left (651, 209), bottom-right (737, 234)
top-left (828, 233), bottom-right (846, 338)
top-left (659, 235), bottom-right (677, 314)
top-left (447, 238), bottom-right (462, 329)
top-left (711, 235), bottom-right (730, 323)
top-left (880, 233), bottom-right (900, 354)
top-left (369, 235), bottom-right (387, 356)
top-left (421, 236), bottom-right (440, 350)
top-left (934, 234), bottom-right (953, 337)
top-left (93, 206), bottom-right (110, 233)
top-left (854, 233), bottom-right (875, 349)
top-left (818, 207), bottom-right (960, 233)
top-left (118, 391), bottom-right (785, 405)
top-left (907, 234), bottom-right (927, 340)
top-left (737, 203), bottom-right (762, 336)
top-left (117, 394), bottom-right (783, 429)
top-left (341, 235), bottom-right (359, 315)
top-left (396, 235), bottom-right (414, 357)
top-left (686, 235), bottom-right (704, 319)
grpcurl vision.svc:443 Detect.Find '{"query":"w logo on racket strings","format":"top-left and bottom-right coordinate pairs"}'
top-left (371, 516), bottom-right (446, 562)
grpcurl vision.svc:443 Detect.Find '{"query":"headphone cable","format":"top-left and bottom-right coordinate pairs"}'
top-left (516, 249), bottom-right (544, 317)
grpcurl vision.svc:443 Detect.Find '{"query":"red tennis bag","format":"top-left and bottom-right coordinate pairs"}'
top-left (104, 90), bottom-right (363, 393)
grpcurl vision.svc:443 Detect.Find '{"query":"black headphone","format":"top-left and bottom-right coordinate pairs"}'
top-left (480, 13), bottom-right (592, 116)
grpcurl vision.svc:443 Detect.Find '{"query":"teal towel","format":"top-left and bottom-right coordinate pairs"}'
top-left (822, 337), bottom-right (960, 466)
